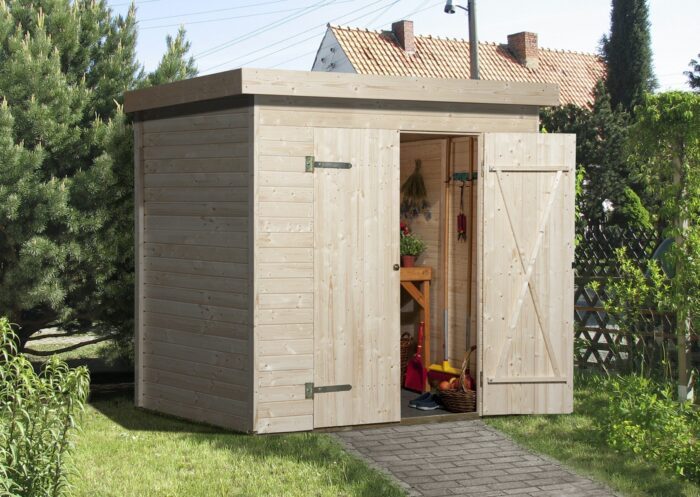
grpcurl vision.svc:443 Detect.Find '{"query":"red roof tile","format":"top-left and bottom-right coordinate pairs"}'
top-left (330, 25), bottom-right (605, 108)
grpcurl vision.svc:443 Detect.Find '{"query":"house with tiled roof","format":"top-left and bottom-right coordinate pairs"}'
top-left (312, 20), bottom-right (605, 108)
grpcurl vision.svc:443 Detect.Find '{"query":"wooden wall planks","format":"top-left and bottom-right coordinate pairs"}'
top-left (137, 107), bottom-right (253, 432)
top-left (251, 95), bottom-right (537, 433)
top-left (399, 140), bottom-right (444, 364)
top-left (252, 99), bottom-right (316, 433)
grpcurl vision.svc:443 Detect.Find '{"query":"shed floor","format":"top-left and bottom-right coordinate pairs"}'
top-left (401, 389), bottom-right (451, 418)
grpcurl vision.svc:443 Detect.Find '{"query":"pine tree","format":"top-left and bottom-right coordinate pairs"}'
top-left (145, 26), bottom-right (197, 86)
top-left (601, 0), bottom-right (656, 112)
top-left (0, 1), bottom-right (197, 350)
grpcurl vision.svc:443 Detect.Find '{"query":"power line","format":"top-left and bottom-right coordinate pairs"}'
top-left (140, 5), bottom-right (317, 31)
top-left (363, 0), bottom-right (400, 27)
top-left (268, 0), bottom-right (441, 69)
top-left (398, 0), bottom-right (441, 23)
top-left (239, 0), bottom-right (402, 69)
top-left (201, 0), bottom-right (392, 73)
top-left (194, 0), bottom-right (338, 60)
top-left (110, 0), bottom-right (160, 7)
top-left (138, 0), bottom-right (293, 23)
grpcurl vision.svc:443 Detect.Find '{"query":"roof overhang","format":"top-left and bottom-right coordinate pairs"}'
top-left (124, 67), bottom-right (559, 113)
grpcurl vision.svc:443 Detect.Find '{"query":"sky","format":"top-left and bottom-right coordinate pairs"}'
top-left (108, 0), bottom-right (699, 91)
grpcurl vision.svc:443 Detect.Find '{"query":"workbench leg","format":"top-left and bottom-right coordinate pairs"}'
top-left (423, 280), bottom-right (430, 369)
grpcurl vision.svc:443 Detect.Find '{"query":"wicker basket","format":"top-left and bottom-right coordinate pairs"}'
top-left (400, 333), bottom-right (414, 384)
top-left (439, 388), bottom-right (476, 413)
top-left (438, 347), bottom-right (477, 413)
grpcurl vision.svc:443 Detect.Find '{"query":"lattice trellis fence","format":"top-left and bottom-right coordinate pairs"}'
top-left (574, 225), bottom-right (672, 371)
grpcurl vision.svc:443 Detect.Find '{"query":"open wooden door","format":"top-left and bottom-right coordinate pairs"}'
top-left (312, 128), bottom-right (400, 428)
top-left (478, 133), bottom-right (575, 415)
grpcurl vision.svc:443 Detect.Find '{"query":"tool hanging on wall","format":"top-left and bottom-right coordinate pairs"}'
top-left (457, 182), bottom-right (467, 242)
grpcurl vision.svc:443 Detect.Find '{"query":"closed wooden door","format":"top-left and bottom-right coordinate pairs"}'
top-left (313, 128), bottom-right (400, 428)
top-left (479, 133), bottom-right (576, 415)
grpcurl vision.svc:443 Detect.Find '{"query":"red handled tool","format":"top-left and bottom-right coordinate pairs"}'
top-left (404, 321), bottom-right (428, 392)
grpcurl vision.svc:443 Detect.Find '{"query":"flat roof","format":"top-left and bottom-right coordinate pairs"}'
top-left (124, 68), bottom-right (559, 113)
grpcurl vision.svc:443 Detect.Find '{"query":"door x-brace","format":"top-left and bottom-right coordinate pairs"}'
top-left (491, 169), bottom-right (566, 384)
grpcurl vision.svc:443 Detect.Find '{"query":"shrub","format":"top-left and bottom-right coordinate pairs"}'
top-left (593, 247), bottom-right (673, 379)
top-left (400, 232), bottom-right (426, 257)
top-left (603, 375), bottom-right (699, 482)
top-left (0, 317), bottom-right (90, 496)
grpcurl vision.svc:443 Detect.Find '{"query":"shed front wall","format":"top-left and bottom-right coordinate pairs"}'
top-left (135, 98), bottom-right (254, 432)
top-left (252, 96), bottom-right (539, 433)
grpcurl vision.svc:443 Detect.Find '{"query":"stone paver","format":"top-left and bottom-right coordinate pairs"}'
top-left (335, 420), bottom-right (619, 497)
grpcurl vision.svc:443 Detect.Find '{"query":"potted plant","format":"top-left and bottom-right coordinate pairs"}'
top-left (400, 223), bottom-right (426, 267)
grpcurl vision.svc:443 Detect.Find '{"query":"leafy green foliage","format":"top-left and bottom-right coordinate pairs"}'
top-left (628, 93), bottom-right (700, 360)
top-left (613, 186), bottom-right (653, 229)
top-left (686, 54), bottom-right (700, 93)
top-left (601, 0), bottom-right (656, 112)
top-left (630, 92), bottom-right (700, 230)
top-left (0, 317), bottom-right (90, 496)
top-left (574, 166), bottom-right (585, 245)
top-left (593, 248), bottom-right (672, 378)
top-left (540, 82), bottom-right (640, 226)
top-left (400, 232), bottom-right (426, 257)
top-left (0, 1), bottom-right (197, 352)
top-left (488, 374), bottom-right (700, 497)
top-left (603, 375), bottom-right (700, 482)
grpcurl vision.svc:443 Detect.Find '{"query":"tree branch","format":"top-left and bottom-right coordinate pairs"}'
top-left (24, 335), bottom-right (114, 357)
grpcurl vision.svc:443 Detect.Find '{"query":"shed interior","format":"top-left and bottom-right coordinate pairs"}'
top-left (398, 134), bottom-right (479, 419)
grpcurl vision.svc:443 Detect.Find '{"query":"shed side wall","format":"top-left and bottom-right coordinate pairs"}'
top-left (137, 102), bottom-right (253, 432)
top-left (252, 96), bottom-right (539, 433)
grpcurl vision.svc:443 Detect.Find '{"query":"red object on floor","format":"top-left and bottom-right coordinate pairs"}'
top-left (404, 321), bottom-right (427, 392)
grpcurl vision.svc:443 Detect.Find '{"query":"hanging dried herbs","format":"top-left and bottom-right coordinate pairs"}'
top-left (401, 159), bottom-right (432, 220)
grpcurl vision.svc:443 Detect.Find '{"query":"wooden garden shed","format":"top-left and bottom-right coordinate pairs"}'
top-left (124, 68), bottom-right (575, 434)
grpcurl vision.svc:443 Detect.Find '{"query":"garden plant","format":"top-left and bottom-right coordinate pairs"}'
top-left (0, 317), bottom-right (90, 496)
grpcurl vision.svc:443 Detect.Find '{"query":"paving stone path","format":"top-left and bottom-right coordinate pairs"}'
top-left (335, 420), bottom-right (619, 497)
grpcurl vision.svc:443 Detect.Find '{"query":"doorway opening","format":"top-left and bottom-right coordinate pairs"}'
top-left (398, 133), bottom-right (480, 422)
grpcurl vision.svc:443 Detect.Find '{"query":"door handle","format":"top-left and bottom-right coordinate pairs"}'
top-left (393, 264), bottom-right (400, 271)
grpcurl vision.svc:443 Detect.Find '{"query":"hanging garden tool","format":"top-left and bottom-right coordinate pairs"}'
top-left (401, 159), bottom-right (431, 221)
top-left (457, 180), bottom-right (467, 242)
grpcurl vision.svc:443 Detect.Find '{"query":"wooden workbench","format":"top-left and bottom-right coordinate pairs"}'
top-left (400, 266), bottom-right (432, 369)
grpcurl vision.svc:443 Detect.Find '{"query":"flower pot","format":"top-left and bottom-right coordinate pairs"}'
top-left (401, 255), bottom-right (416, 267)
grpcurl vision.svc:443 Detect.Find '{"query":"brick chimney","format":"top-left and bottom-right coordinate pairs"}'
top-left (392, 20), bottom-right (415, 53)
top-left (507, 32), bottom-right (538, 69)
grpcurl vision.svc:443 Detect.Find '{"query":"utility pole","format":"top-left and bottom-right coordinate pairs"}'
top-left (443, 0), bottom-right (480, 80)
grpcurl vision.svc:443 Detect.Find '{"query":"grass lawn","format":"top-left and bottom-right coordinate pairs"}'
top-left (71, 395), bottom-right (405, 497)
top-left (23, 340), bottom-right (107, 362)
top-left (486, 375), bottom-right (700, 497)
